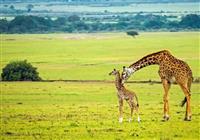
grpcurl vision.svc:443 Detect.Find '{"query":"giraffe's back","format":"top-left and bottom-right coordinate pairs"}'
top-left (119, 87), bottom-right (139, 106)
top-left (159, 53), bottom-right (193, 85)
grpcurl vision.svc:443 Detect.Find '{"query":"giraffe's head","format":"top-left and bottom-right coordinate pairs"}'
top-left (121, 66), bottom-right (134, 83)
top-left (109, 68), bottom-right (119, 76)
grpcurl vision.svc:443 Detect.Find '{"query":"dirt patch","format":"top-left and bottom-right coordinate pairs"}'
top-left (5, 132), bottom-right (14, 135)
top-left (5, 39), bottom-right (16, 41)
top-left (63, 36), bottom-right (86, 40)
top-left (2, 79), bottom-right (199, 84)
top-left (81, 63), bottom-right (101, 66)
top-left (42, 79), bottom-right (162, 84)
top-left (39, 37), bottom-right (52, 40)
top-left (63, 34), bottom-right (113, 40)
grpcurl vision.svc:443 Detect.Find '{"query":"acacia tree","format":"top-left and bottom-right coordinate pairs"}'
top-left (9, 5), bottom-right (15, 10)
top-left (26, 4), bottom-right (34, 12)
top-left (126, 31), bottom-right (139, 37)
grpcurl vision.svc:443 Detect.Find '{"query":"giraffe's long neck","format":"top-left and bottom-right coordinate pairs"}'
top-left (129, 50), bottom-right (171, 72)
top-left (115, 72), bottom-right (123, 90)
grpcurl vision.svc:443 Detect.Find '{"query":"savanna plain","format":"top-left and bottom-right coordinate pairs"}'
top-left (1, 32), bottom-right (200, 140)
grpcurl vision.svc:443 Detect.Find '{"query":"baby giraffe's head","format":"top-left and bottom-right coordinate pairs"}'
top-left (109, 68), bottom-right (119, 76)
top-left (109, 69), bottom-right (124, 86)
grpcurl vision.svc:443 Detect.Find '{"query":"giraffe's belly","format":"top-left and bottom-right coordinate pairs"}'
top-left (118, 91), bottom-right (130, 100)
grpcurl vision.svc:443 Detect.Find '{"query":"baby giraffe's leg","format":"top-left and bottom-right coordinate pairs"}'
top-left (128, 99), bottom-right (133, 122)
top-left (118, 98), bottom-right (123, 123)
top-left (136, 105), bottom-right (141, 123)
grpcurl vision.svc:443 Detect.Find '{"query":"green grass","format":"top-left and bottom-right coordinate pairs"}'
top-left (0, 32), bottom-right (200, 139)
top-left (1, 82), bottom-right (200, 139)
top-left (1, 32), bottom-right (199, 81)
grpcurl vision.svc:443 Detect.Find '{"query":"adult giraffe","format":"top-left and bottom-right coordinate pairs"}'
top-left (121, 50), bottom-right (193, 121)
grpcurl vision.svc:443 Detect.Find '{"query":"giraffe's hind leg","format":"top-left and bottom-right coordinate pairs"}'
top-left (179, 83), bottom-right (192, 121)
top-left (127, 99), bottom-right (133, 122)
top-left (161, 79), bottom-right (171, 121)
top-left (135, 105), bottom-right (140, 122)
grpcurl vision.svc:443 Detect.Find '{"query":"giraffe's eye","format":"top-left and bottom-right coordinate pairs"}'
top-left (122, 72), bottom-right (126, 77)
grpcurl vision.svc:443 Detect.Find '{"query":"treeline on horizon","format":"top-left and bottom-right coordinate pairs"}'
top-left (1, 0), bottom-right (199, 3)
top-left (0, 14), bottom-right (200, 33)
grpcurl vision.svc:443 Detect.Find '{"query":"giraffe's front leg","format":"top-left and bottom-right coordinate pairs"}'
top-left (118, 98), bottom-right (123, 123)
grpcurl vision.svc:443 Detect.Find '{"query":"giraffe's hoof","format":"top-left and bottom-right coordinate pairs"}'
top-left (184, 116), bottom-right (192, 121)
top-left (163, 115), bottom-right (170, 121)
top-left (119, 117), bottom-right (123, 123)
top-left (128, 118), bottom-right (132, 123)
top-left (137, 117), bottom-right (141, 123)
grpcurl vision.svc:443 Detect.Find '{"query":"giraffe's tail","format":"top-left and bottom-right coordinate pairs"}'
top-left (135, 94), bottom-right (139, 107)
top-left (181, 97), bottom-right (187, 107)
top-left (187, 76), bottom-right (193, 92)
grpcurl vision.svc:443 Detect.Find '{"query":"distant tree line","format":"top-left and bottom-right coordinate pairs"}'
top-left (1, 0), bottom-right (199, 3)
top-left (0, 14), bottom-right (199, 33)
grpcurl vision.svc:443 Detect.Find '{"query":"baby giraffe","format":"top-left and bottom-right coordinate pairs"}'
top-left (109, 69), bottom-right (140, 123)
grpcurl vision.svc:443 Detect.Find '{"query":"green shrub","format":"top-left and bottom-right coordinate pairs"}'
top-left (126, 31), bottom-right (139, 37)
top-left (1, 60), bottom-right (41, 81)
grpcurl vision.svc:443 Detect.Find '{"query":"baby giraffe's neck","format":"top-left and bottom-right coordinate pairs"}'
top-left (115, 72), bottom-right (124, 90)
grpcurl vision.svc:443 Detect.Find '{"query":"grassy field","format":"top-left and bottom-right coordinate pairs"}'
top-left (1, 32), bottom-right (199, 81)
top-left (1, 32), bottom-right (200, 139)
top-left (1, 82), bottom-right (200, 139)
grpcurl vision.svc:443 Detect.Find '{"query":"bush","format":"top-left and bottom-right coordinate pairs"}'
top-left (126, 31), bottom-right (139, 37)
top-left (179, 14), bottom-right (200, 28)
top-left (1, 60), bottom-right (41, 81)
